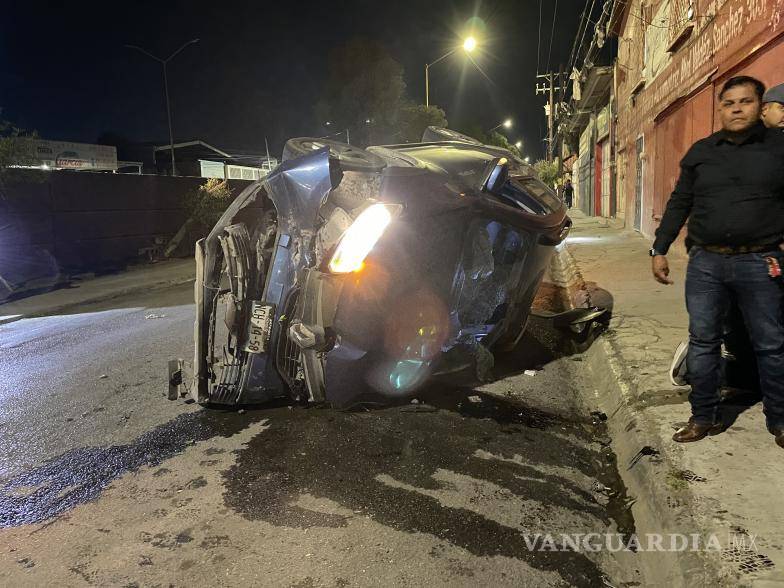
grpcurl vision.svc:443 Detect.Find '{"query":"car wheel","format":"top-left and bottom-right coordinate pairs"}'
top-left (283, 138), bottom-right (386, 172)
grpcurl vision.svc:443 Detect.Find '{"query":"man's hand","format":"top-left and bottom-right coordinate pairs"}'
top-left (652, 255), bottom-right (673, 285)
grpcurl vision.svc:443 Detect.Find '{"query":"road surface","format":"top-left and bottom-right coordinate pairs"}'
top-left (0, 282), bottom-right (641, 586)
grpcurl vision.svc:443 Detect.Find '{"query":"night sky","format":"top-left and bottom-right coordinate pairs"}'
top-left (1, 0), bottom-right (590, 160)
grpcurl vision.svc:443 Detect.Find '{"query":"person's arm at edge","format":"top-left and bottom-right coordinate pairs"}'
top-left (651, 151), bottom-right (697, 284)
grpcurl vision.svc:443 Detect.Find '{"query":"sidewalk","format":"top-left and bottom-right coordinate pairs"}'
top-left (0, 258), bottom-right (196, 325)
top-left (562, 211), bottom-right (784, 586)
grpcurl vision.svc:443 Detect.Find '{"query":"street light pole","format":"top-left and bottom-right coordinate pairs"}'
top-left (425, 49), bottom-right (455, 108)
top-left (161, 62), bottom-right (176, 176)
top-left (424, 37), bottom-right (477, 107)
top-left (488, 118), bottom-right (513, 133)
top-left (425, 63), bottom-right (430, 107)
top-left (125, 39), bottom-right (200, 176)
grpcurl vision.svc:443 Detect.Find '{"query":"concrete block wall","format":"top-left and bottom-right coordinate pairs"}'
top-left (0, 171), bottom-right (252, 295)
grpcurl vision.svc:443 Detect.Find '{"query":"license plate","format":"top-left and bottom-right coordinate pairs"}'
top-left (244, 301), bottom-right (275, 354)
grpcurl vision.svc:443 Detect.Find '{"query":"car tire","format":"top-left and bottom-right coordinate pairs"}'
top-left (283, 138), bottom-right (386, 172)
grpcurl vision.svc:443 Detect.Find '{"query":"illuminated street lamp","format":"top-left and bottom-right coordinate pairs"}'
top-left (488, 118), bottom-right (513, 133)
top-left (524, 156), bottom-right (531, 164)
top-left (126, 39), bottom-right (200, 176)
top-left (425, 36), bottom-right (477, 107)
top-left (514, 141), bottom-right (522, 149)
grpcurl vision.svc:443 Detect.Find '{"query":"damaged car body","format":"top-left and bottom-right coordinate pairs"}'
top-left (185, 127), bottom-right (573, 409)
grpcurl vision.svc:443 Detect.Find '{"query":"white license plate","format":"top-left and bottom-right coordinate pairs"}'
top-left (244, 301), bottom-right (275, 354)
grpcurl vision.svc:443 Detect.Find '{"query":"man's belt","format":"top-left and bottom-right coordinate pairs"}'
top-left (701, 242), bottom-right (783, 255)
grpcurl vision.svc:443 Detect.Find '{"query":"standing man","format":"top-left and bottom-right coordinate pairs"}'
top-left (650, 76), bottom-right (784, 448)
top-left (563, 177), bottom-right (574, 208)
top-left (668, 80), bottom-right (784, 388)
top-left (762, 82), bottom-right (784, 130)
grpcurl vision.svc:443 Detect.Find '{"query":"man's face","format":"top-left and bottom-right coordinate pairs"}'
top-left (762, 101), bottom-right (784, 129)
top-left (718, 84), bottom-right (762, 132)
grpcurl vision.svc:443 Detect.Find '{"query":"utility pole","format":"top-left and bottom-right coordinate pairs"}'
top-left (536, 72), bottom-right (564, 163)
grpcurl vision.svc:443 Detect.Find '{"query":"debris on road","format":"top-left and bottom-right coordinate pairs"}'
top-left (524, 369), bottom-right (537, 377)
top-left (144, 313), bottom-right (167, 319)
top-left (627, 445), bottom-right (660, 470)
top-left (590, 411), bottom-right (608, 424)
top-left (467, 395), bottom-right (482, 404)
top-left (400, 403), bottom-right (437, 413)
top-left (98, 374), bottom-right (108, 379)
top-left (676, 469), bottom-right (707, 483)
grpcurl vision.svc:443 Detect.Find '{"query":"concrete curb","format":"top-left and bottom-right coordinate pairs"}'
top-left (553, 243), bottom-right (736, 587)
top-left (0, 275), bottom-right (194, 326)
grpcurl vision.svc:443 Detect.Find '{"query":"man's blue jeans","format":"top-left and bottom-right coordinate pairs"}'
top-left (685, 247), bottom-right (784, 431)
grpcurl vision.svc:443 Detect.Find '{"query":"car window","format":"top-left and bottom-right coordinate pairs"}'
top-left (495, 176), bottom-right (561, 215)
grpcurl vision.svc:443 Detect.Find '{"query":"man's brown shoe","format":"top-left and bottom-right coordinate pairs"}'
top-left (672, 419), bottom-right (722, 443)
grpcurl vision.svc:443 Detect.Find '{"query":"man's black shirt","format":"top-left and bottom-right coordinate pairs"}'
top-left (653, 122), bottom-right (784, 254)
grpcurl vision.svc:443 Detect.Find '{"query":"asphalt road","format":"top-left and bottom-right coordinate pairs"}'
top-left (0, 282), bottom-right (641, 587)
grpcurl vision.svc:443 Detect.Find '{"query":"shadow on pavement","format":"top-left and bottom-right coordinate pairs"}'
top-left (222, 392), bottom-right (622, 588)
top-left (0, 408), bottom-right (268, 528)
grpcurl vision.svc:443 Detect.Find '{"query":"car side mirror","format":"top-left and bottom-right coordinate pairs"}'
top-left (480, 157), bottom-right (509, 195)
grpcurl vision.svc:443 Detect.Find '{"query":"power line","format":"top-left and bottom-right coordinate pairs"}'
top-left (569, 0), bottom-right (598, 77)
top-left (545, 0), bottom-right (559, 73)
top-left (536, 0), bottom-right (543, 75)
top-left (566, 0), bottom-right (595, 77)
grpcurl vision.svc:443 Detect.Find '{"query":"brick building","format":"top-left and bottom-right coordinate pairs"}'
top-left (562, 0), bottom-right (784, 244)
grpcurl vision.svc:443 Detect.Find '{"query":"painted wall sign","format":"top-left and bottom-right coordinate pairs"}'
top-left (18, 139), bottom-right (117, 171)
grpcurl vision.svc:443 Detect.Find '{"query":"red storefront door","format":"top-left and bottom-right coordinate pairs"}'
top-left (654, 86), bottom-right (714, 220)
top-left (594, 143), bottom-right (603, 217)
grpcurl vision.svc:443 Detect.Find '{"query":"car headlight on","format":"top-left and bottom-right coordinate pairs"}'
top-left (328, 203), bottom-right (399, 273)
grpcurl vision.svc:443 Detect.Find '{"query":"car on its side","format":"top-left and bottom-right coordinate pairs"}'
top-left (178, 127), bottom-right (573, 409)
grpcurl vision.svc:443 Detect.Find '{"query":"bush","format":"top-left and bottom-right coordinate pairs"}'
top-left (532, 159), bottom-right (561, 188)
top-left (184, 178), bottom-right (234, 229)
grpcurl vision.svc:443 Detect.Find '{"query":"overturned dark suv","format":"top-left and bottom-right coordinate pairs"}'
top-left (182, 127), bottom-right (571, 409)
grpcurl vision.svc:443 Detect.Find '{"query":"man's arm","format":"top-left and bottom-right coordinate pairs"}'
top-left (651, 153), bottom-right (697, 285)
top-left (652, 159), bottom-right (696, 255)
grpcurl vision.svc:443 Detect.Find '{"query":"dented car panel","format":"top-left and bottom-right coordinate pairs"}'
top-left (193, 149), bottom-right (337, 405)
top-left (191, 129), bottom-right (569, 409)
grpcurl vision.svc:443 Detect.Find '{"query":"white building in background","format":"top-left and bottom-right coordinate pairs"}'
top-left (17, 139), bottom-right (118, 171)
top-left (154, 140), bottom-right (277, 179)
top-left (198, 159), bottom-right (272, 181)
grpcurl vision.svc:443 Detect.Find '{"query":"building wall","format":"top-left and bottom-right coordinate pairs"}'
top-left (576, 118), bottom-right (596, 215)
top-left (1, 172), bottom-right (253, 282)
top-left (614, 0), bottom-right (784, 243)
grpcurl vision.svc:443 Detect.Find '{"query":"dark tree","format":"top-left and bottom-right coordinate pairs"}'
top-left (398, 103), bottom-right (448, 143)
top-left (316, 38), bottom-right (406, 146)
